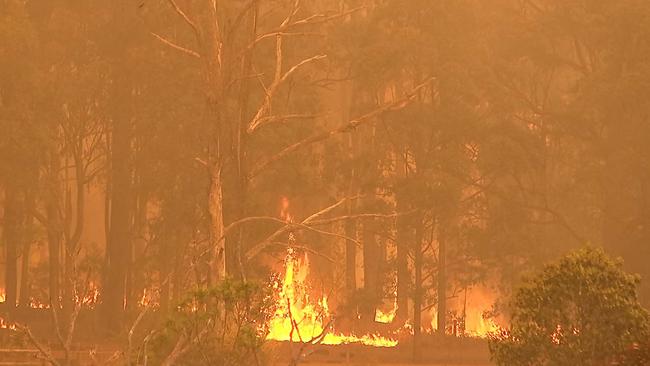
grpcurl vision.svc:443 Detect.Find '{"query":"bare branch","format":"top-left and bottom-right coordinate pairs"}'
top-left (247, 51), bottom-right (326, 133)
top-left (250, 113), bottom-right (322, 129)
top-left (248, 77), bottom-right (434, 178)
top-left (127, 307), bottom-right (149, 364)
top-left (15, 324), bottom-right (61, 366)
top-left (150, 31), bottom-right (201, 58)
top-left (308, 210), bottom-right (419, 226)
top-left (167, 0), bottom-right (201, 38)
top-left (267, 242), bottom-right (336, 262)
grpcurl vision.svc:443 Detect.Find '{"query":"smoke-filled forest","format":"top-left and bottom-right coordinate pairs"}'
top-left (2, 1), bottom-right (650, 365)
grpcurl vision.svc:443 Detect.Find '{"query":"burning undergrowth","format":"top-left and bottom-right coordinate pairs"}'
top-left (266, 247), bottom-right (398, 347)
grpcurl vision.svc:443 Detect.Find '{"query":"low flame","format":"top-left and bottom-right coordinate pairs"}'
top-left (374, 296), bottom-right (397, 324)
top-left (266, 248), bottom-right (397, 347)
top-left (0, 317), bottom-right (17, 331)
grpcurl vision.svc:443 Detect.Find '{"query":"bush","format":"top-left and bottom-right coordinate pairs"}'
top-left (149, 279), bottom-right (275, 366)
top-left (489, 247), bottom-right (650, 365)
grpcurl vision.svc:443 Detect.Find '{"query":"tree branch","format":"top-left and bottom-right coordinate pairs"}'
top-left (248, 77), bottom-right (434, 178)
top-left (150, 31), bottom-right (201, 58)
top-left (167, 0), bottom-right (201, 38)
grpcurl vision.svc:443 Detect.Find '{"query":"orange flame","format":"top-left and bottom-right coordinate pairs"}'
top-left (266, 248), bottom-right (397, 347)
top-left (374, 295), bottom-right (398, 324)
top-left (428, 286), bottom-right (502, 337)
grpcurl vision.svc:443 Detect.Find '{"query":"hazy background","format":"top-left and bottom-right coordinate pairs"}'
top-left (1, 0), bottom-right (650, 340)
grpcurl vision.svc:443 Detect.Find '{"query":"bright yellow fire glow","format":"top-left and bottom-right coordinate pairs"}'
top-left (374, 296), bottom-right (397, 324)
top-left (266, 248), bottom-right (398, 347)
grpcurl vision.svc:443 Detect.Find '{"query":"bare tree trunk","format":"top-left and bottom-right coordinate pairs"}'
top-left (345, 135), bottom-right (358, 296)
top-left (209, 163), bottom-right (226, 283)
top-left (104, 78), bottom-right (133, 331)
top-left (19, 191), bottom-right (34, 307)
top-left (345, 205), bottom-right (357, 295)
top-left (396, 187), bottom-right (410, 321)
top-left (436, 222), bottom-right (447, 336)
top-left (362, 193), bottom-right (378, 320)
top-left (412, 215), bottom-right (423, 361)
top-left (46, 155), bottom-right (62, 310)
top-left (3, 181), bottom-right (20, 310)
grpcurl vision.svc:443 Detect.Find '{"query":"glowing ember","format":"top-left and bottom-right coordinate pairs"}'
top-left (0, 317), bottom-right (17, 331)
top-left (0, 289), bottom-right (5, 303)
top-left (77, 281), bottom-right (100, 308)
top-left (139, 288), bottom-right (151, 307)
top-left (28, 298), bottom-right (50, 309)
top-left (266, 248), bottom-right (398, 347)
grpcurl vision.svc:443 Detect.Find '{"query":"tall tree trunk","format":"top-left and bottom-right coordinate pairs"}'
top-left (436, 222), bottom-right (447, 336)
top-left (104, 79), bottom-right (133, 331)
top-left (19, 190), bottom-right (34, 307)
top-left (345, 203), bottom-right (357, 295)
top-left (362, 192), bottom-right (378, 320)
top-left (46, 155), bottom-right (62, 310)
top-left (202, 2), bottom-right (228, 285)
top-left (412, 216), bottom-right (424, 361)
top-left (345, 135), bottom-right (358, 296)
top-left (395, 184), bottom-right (410, 321)
top-left (209, 163), bottom-right (226, 283)
top-left (3, 181), bottom-right (20, 310)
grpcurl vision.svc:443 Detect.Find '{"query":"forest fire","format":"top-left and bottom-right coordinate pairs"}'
top-left (266, 248), bottom-right (398, 347)
top-left (428, 288), bottom-right (502, 338)
top-left (375, 296), bottom-right (398, 324)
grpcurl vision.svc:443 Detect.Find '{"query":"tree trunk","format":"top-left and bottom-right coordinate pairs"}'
top-left (345, 202), bottom-right (357, 295)
top-left (209, 163), bottom-right (226, 283)
top-left (19, 191), bottom-right (34, 307)
top-left (396, 189), bottom-right (410, 321)
top-left (46, 155), bottom-right (62, 310)
top-left (345, 133), bottom-right (358, 296)
top-left (3, 181), bottom-right (20, 310)
top-left (436, 223), bottom-right (447, 336)
top-left (412, 216), bottom-right (423, 361)
top-left (104, 81), bottom-right (133, 330)
top-left (362, 192), bottom-right (379, 320)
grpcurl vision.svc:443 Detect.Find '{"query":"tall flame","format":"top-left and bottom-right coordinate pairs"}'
top-left (428, 286), bottom-right (502, 337)
top-left (266, 248), bottom-right (397, 347)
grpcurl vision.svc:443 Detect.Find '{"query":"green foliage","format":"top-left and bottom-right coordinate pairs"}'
top-left (149, 279), bottom-right (275, 366)
top-left (489, 247), bottom-right (650, 365)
